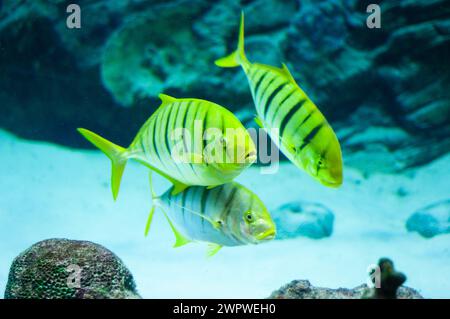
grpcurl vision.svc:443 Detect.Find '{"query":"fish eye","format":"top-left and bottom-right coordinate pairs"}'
top-left (245, 211), bottom-right (253, 223)
top-left (317, 155), bottom-right (326, 167)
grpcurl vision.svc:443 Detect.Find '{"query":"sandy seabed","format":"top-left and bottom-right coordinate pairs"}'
top-left (0, 129), bottom-right (449, 298)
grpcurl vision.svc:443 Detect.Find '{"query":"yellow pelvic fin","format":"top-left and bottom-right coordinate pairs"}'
top-left (145, 172), bottom-right (159, 237)
top-left (144, 206), bottom-right (156, 237)
top-left (206, 243), bottom-right (223, 258)
top-left (162, 211), bottom-right (191, 248)
top-left (215, 11), bottom-right (248, 68)
top-left (77, 128), bottom-right (127, 201)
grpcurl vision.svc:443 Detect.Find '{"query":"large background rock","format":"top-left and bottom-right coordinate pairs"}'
top-left (269, 279), bottom-right (423, 299)
top-left (0, 0), bottom-right (449, 172)
top-left (4, 238), bottom-right (140, 299)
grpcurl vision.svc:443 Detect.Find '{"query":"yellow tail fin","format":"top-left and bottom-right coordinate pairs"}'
top-left (214, 11), bottom-right (248, 68)
top-left (77, 128), bottom-right (127, 201)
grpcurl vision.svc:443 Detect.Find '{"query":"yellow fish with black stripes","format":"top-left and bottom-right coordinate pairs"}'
top-left (215, 13), bottom-right (343, 187)
top-left (77, 94), bottom-right (257, 199)
top-left (145, 176), bottom-right (276, 257)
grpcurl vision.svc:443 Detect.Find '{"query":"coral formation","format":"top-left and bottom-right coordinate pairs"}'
top-left (269, 279), bottom-right (422, 299)
top-left (361, 258), bottom-right (407, 299)
top-left (4, 238), bottom-right (140, 299)
top-left (269, 258), bottom-right (422, 299)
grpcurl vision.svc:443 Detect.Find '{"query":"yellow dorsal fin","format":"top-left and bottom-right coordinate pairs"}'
top-left (281, 63), bottom-right (298, 84)
top-left (214, 12), bottom-right (249, 68)
top-left (158, 93), bottom-right (177, 105)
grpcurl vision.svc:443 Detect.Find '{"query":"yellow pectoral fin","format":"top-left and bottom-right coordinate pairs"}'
top-left (206, 243), bottom-right (223, 258)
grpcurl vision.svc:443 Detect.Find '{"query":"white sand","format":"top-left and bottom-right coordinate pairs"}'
top-left (0, 129), bottom-right (449, 298)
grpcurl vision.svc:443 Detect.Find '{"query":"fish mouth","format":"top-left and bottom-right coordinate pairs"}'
top-left (318, 174), bottom-right (342, 188)
top-left (321, 179), bottom-right (342, 188)
top-left (256, 229), bottom-right (276, 241)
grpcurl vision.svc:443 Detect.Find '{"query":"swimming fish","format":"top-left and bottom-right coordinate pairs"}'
top-left (145, 176), bottom-right (276, 256)
top-left (215, 13), bottom-right (343, 187)
top-left (78, 94), bottom-right (257, 200)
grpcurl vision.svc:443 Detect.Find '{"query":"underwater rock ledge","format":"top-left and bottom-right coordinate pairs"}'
top-left (4, 238), bottom-right (141, 299)
top-left (269, 258), bottom-right (424, 299)
top-left (268, 280), bottom-right (423, 299)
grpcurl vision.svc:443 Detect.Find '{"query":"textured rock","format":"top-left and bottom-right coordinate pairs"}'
top-left (0, 0), bottom-right (449, 170)
top-left (273, 201), bottom-right (334, 239)
top-left (406, 200), bottom-right (450, 238)
top-left (270, 257), bottom-right (423, 299)
top-left (269, 280), bottom-right (423, 299)
top-left (4, 238), bottom-right (141, 299)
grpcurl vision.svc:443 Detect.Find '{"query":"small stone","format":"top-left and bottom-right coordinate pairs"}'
top-left (272, 201), bottom-right (334, 239)
top-left (406, 200), bottom-right (450, 238)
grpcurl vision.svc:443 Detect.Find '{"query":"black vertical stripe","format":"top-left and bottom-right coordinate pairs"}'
top-left (167, 103), bottom-right (189, 181)
top-left (253, 71), bottom-right (268, 97)
top-left (299, 110), bottom-right (316, 127)
top-left (223, 187), bottom-right (238, 216)
top-left (249, 68), bottom-right (261, 83)
top-left (188, 102), bottom-right (200, 178)
top-left (271, 88), bottom-right (296, 123)
top-left (213, 185), bottom-right (225, 209)
top-left (200, 188), bottom-right (208, 231)
top-left (160, 104), bottom-right (173, 164)
top-left (181, 101), bottom-right (192, 154)
top-left (140, 137), bottom-right (148, 157)
top-left (298, 123), bottom-right (324, 151)
top-left (279, 98), bottom-right (307, 137)
top-left (181, 187), bottom-right (188, 224)
top-left (258, 77), bottom-right (276, 105)
top-left (263, 82), bottom-right (288, 118)
top-left (152, 112), bottom-right (163, 163)
top-left (201, 109), bottom-right (209, 164)
top-left (164, 102), bottom-right (178, 156)
top-left (190, 102), bottom-right (200, 157)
